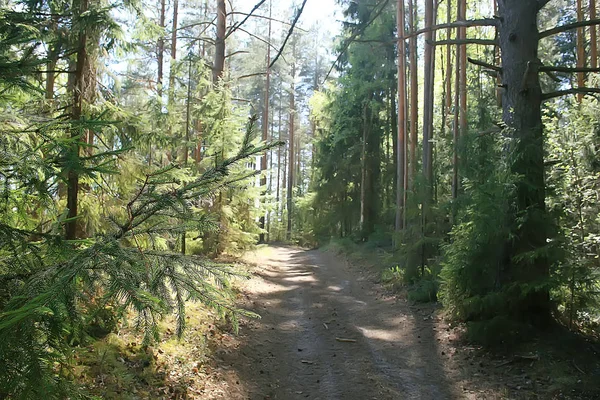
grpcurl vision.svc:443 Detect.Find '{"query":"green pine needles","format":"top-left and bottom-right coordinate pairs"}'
top-left (0, 116), bottom-right (274, 399)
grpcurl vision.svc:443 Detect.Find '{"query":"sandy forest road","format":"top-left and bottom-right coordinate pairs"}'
top-left (220, 246), bottom-right (461, 400)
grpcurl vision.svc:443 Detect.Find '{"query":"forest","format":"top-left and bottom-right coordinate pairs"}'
top-left (1, 0), bottom-right (600, 398)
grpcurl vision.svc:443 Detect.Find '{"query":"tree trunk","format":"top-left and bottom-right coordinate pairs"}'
top-left (169, 0), bottom-right (179, 104)
top-left (592, 0), bottom-right (598, 68)
top-left (360, 103), bottom-right (368, 238)
top-left (422, 0), bottom-right (435, 192)
top-left (157, 0), bottom-right (166, 97)
top-left (396, 0), bottom-right (407, 232)
top-left (66, 0), bottom-right (88, 240)
top-left (213, 0), bottom-right (226, 83)
top-left (453, 0), bottom-right (466, 199)
top-left (576, 0), bottom-right (585, 102)
top-left (408, 0), bottom-right (418, 187)
top-left (287, 56), bottom-right (296, 241)
top-left (259, 1), bottom-right (272, 243)
top-left (498, 0), bottom-right (550, 321)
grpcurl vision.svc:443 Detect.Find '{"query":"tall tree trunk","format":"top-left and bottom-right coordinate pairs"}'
top-left (459, 0), bottom-right (467, 138)
top-left (444, 0), bottom-right (452, 115)
top-left (396, 0), bottom-right (407, 232)
top-left (360, 102), bottom-right (368, 237)
top-left (408, 0), bottom-right (418, 187)
top-left (591, 0), bottom-right (597, 68)
top-left (422, 0), bottom-right (436, 193)
top-left (287, 56), bottom-right (296, 241)
top-left (453, 0), bottom-right (467, 199)
top-left (498, 0), bottom-right (549, 321)
top-left (213, 0), bottom-right (226, 83)
top-left (157, 0), bottom-right (166, 97)
top-left (66, 0), bottom-right (88, 240)
top-left (169, 0), bottom-right (179, 105)
top-left (576, 0), bottom-right (585, 102)
top-left (259, 0), bottom-right (272, 243)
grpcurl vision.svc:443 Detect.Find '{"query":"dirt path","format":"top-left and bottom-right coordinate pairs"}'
top-left (219, 246), bottom-right (458, 400)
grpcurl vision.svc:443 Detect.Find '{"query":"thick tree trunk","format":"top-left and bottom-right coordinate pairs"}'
top-left (213, 0), bottom-right (226, 83)
top-left (396, 0), bottom-right (407, 232)
top-left (498, 0), bottom-right (549, 321)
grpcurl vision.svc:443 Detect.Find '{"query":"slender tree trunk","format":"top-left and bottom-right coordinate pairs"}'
top-left (453, 0), bottom-right (466, 199)
top-left (408, 0), bottom-right (418, 187)
top-left (287, 55), bottom-right (296, 241)
top-left (66, 0), bottom-right (88, 240)
top-left (591, 0), bottom-right (597, 68)
top-left (213, 0), bottom-right (226, 84)
top-left (422, 0), bottom-right (436, 192)
top-left (396, 0), bottom-right (407, 233)
top-left (576, 0), bottom-right (585, 102)
top-left (459, 0), bottom-right (467, 136)
top-left (259, 1), bottom-right (272, 243)
top-left (445, 0), bottom-right (452, 114)
top-left (157, 0), bottom-right (166, 97)
top-left (169, 0), bottom-right (179, 104)
top-left (360, 102), bottom-right (368, 237)
top-left (498, 0), bottom-right (549, 321)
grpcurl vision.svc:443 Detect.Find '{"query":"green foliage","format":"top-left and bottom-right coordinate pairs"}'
top-left (0, 117), bottom-right (270, 398)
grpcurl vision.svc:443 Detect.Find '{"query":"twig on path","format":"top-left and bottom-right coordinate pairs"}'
top-left (300, 359), bottom-right (314, 364)
top-left (335, 337), bottom-right (357, 343)
top-left (323, 322), bottom-right (328, 330)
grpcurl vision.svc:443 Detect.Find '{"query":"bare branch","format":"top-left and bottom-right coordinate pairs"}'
top-left (236, 27), bottom-right (288, 65)
top-left (429, 39), bottom-right (498, 46)
top-left (225, 0), bottom-right (267, 40)
top-left (542, 87), bottom-right (600, 101)
top-left (404, 19), bottom-right (498, 40)
top-left (540, 18), bottom-right (600, 39)
top-left (467, 57), bottom-right (502, 72)
top-left (270, 0), bottom-right (308, 68)
top-left (227, 12), bottom-right (307, 31)
top-left (234, 72), bottom-right (268, 80)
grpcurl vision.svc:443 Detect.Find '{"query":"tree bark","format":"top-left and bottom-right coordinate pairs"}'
top-left (498, 0), bottom-right (550, 321)
top-left (259, 0), bottom-right (272, 243)
top-left (157, 0), bottom-right (166, 97)
top-left (591, 0), bottom-right (597, 68)
top-left (422, 0), bottom-right (436, 193)
top-left (576, 0), bottom-right (585, 102)
top-left (408, 0), bottom-right (418, 188)
top-left (287, 54), bottom-right (296, 241)
top-left (169, 0), bottom-right (179, 104)
top-left (396, 0), bottom-right (407, 232)
top-left (66, 0), bottom-right (88, 240)
top-left (214, 0), bottom-right (226, 83)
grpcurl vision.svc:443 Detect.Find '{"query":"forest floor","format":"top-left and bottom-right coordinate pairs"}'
top-left (75, 245), bottom-right (600, 399)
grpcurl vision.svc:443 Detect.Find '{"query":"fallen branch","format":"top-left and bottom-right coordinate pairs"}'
top-left (495, 354), bottom-right (539, 368)
top-left (335, 337), bottom-right (357, 343)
